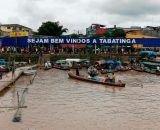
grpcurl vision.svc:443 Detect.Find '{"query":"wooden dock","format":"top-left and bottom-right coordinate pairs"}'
top-left (0, 65), bottom-right (37, 92)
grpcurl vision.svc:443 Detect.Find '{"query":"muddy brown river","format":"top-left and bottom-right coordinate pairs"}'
top-left (0, 69), bottom-right (160, 130)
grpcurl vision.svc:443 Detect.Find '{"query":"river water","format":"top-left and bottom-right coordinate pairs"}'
top-left (0, 69), bottom-right (160, 130)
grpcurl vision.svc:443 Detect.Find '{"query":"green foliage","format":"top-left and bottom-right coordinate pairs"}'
top-left (112, 28), bottom-right (126, 37)
top-left (38, 21), bottom-right (68, 36)
top-left (66, 33), bottom-right (80, 38)
top-left (104, 28), bottom-right (126, 38)
top-left (104, 31), bottom-right (112, 37)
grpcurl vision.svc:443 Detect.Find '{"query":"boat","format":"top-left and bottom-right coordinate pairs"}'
top-left (65, 58), bottom-right (85, 69)
top-left (44, 61), bottom-right (52, 70)
top-left (0, 65), bottom-right (11, 72)
top-left (131, 67), bottom-right (143, 72)
top-left (52, 65), bottom-right (70, 70)
top-left (68, 72), bottom-right (125, 87)
top-left (119, 67), bottom-right (131, 72)
top-left (132, 66), bottom-right (160, 75)
top-left (52, 60), bottom-right (70, 70)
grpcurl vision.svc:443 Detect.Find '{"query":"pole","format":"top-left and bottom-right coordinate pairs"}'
top-left (95, 44), bottom-right (97, 54)
top-left (17, 91), bottom-right (20, 106)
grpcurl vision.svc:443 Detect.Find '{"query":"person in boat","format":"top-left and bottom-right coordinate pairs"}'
top-left (112, 73), bottom-right (116, 83)
top-left (91, 76), bottom-right (99, 81)
top-left (76, 68), bottom-right (80, 76)
top-left (108, 73), bottom-right (116, 83)
top-left (104, 74), bottom-right (109, 82)
top-left (88, 66), bottom-right (98, 77)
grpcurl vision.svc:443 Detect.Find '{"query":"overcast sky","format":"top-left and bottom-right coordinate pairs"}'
top-left (0, 0), bottom-right (160, 34)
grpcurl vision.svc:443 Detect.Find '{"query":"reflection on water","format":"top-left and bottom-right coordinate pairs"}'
top-left (0, 69), bottom-right (160, 130)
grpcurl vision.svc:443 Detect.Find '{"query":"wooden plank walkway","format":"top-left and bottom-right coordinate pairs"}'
top-left (0, 70), bottom-right (23, 92)
top-left (0, 64), bottom-right (38, 92)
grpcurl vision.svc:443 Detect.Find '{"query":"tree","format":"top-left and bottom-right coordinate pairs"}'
top-left (38, 21), bottom-right (68, 36)
top-left (104, 28), bottom-right (126, 38)
top-left (104, 31), bottom-right (112, 37)
top-left (112, 28), bottom-right (126, 37)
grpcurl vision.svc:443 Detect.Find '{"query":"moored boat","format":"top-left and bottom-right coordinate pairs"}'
top-left (68, 72), bottom-right (125, 87)
top-left (132, 66), bottom-right (160, 75)
top-left (52, 65), bottom-right (70, 70)
top-left (44, 61), bottom-right (52, 70)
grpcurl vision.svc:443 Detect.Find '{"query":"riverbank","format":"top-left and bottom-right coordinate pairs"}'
top-left (0, 53), bottom-right (141, 63)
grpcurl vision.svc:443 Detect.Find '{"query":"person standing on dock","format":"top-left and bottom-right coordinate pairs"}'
top-left (12, 61), bottom-right (15, 79)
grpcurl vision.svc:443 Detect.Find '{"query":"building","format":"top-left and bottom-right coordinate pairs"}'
top-left (0, 24), bottom-right (33, 36)
top-left (142, 26), bottom-right (160, 37)
top-left (123, 26), bottom-right (142, 32)
top-left (86, 24), bottom-right (107, 37)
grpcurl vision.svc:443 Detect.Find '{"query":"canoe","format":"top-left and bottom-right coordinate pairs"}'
top-left (68, 72), bottom-right (125, 87)
top-left (52, 65), bottom-right (70, 70)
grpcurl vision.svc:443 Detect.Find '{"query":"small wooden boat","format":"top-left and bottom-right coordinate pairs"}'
top-left (68, 72), bottom-right (125, 87)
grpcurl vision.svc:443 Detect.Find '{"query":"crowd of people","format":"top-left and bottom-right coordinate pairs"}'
top-left (0, 46), bottom-right (159, 55)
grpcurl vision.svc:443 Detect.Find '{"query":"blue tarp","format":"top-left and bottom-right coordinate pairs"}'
top-left (1, 37), bottom-right (28, 47)
top-left (140, 51), bottom-right (157, 56)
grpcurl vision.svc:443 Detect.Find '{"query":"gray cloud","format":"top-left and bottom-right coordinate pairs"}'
top-left (1, 0), bottom-right (160, 34)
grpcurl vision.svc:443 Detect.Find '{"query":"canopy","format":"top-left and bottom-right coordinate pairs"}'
top-left (140, 51), bottom-right (157, 56)
top-left (106, 60), bottom-right (114, 64)
top-left (66, 58), bottom-right (88, 62)
top-left (55, 60), bottom-right (66, 64)
top-left (95, 60), bottom-right (107, 65)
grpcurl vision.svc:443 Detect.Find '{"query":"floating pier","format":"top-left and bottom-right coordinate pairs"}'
top-left (0, 65), bottom-right (37, 92)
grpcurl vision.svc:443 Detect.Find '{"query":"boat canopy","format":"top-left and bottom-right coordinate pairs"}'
top-left (140, 51), bottom-right (157, 56)
top-left (55, 60), bottom-right (66, 64)
top-left (95, 60), bottom-right (107, 65)
top-left (106, 60), bottom-right (114, 64)
top-left (66, 59), bottom-right (88, 62)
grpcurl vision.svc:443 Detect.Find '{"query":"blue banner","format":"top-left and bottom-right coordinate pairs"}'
top-left (2, 37), bottom-right (28, 47)
top-left (28, 38), bottom-right (160, 47)
top-left (2, 37), bottom-right (160, 47)
top-left (28, 38), bottom-right (137, 44)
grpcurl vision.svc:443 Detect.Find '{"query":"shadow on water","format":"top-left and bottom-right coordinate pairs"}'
top-left (0, 84), bottom-right (16, 97)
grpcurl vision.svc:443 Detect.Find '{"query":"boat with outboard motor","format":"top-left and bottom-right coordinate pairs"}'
top-left (68, 71), bottom-right (125, 87)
